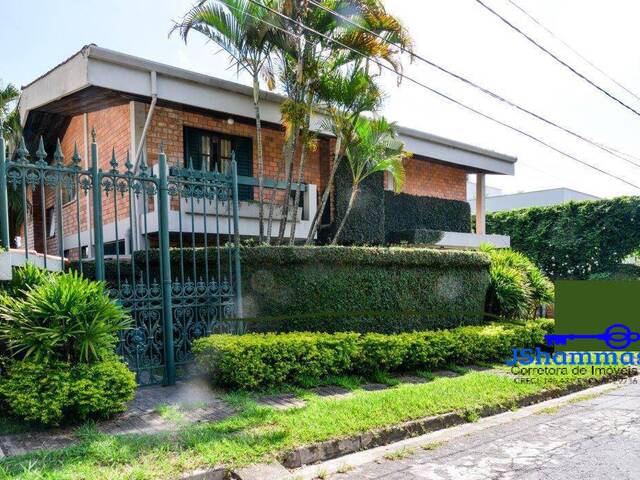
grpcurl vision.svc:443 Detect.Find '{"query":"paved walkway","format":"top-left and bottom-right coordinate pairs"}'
top-left (0, 378), bottom-right (236, 458)
top-left (327, 380), bottom-right (640, 480)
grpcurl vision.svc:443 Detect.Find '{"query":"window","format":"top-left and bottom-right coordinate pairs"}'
top-left (183, 127), bottom-right (253, 200)
top-left (104, 239), bottom-right (126, 256)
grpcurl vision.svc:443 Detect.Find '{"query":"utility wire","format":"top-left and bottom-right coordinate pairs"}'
top-left (307, 0), bottom-right (640, 170)
top-left (244, 0), bottom-right (640, 190)
top-left (474, 0), bottom-right (640, 119)
top-left (508, 0), bottom-right (640, 104)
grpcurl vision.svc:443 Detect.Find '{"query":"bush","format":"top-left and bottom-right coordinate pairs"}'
top-left (482, 246), bottom-right (554, 320)
top-left (0, 355), bottom-right (136, 426)
top-left (194, 320), bottom-right (553, 389)
top-left (330, 160), bottom-right (472, 245)
top-left (0, 270), bottom-right (131, 363)
top-left (241, 246), bottom-right (491, 333)
top-left (486, 196), bottom-right (640, 279)
top-left (384, 192), bottom-right (471, 241)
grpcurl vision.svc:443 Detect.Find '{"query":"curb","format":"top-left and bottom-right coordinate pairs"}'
top-left (184, 373), bottom-right (634, 480)
top-left (279, 372), bottom-right (630, 469)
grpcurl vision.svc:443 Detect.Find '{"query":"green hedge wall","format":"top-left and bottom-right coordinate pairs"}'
top-left (331, 160), bottom-right (472, 245)
top-left (384, 192), bottom-right (471, 243)
top-left (75, 246), bottom-right (492, 333)
top-left (241, 246), bottom-right (491, 332)
top-left (330, 160), bottom-right (385, 245)
top-left (193, 320), bottom-right (554, 389)
top-left (486, 196), bottom-right (640, 279)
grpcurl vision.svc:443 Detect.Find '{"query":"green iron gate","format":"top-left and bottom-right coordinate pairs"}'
top-left (0, 131), bottom-right (243, 386)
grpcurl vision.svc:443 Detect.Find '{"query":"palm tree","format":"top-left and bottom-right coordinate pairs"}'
top-left (0, 83), bottom-right (26, 247)
top-left (273, 0), bottom-right (412, 243)
top-left (173, 0), bottom-right (279, 242)
top-left (331, 116), bottom-right (407, 244)
top-left (305, 61), bottom-right (380, 244)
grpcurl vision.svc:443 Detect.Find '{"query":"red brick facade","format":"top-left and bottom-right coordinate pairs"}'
top-left (42, 101), bottom-right (469, 249)
top-left (397, 156), bottom-right (467, 201)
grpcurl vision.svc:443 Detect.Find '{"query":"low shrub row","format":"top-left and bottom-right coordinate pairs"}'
top-left (193, 319), bottom-right (554, 389)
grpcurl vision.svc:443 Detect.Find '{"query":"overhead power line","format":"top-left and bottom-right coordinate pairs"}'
top-left (244, 0), bottom-right (640, 191)
top-left (306, 0), bottom-right (640, 170)
top-left (508, 0), bottom-right (640, 104)
top-left (474, 0), bottom-right (640, 119)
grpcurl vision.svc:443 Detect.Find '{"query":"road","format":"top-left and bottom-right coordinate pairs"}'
top-left (327, 381), bottom-right (640, 480)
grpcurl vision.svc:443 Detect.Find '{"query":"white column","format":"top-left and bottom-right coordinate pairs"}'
top-left (475, 173), bottom-right (486, 235)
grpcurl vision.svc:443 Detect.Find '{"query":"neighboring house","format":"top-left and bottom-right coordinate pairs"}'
top-left (468, 187), bottom-right (599, 214)
top-left (17, 45), bottom-right (516, 256)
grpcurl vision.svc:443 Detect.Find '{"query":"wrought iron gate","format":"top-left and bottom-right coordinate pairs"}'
top-left (0, 131), bottom-right (243, 386)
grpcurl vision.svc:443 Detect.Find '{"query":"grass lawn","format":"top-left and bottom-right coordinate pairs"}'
top-left (0, 367), bottom-right (619, 479)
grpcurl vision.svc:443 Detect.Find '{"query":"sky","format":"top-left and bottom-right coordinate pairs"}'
top-left (2, 0), bottom-right (640, 198)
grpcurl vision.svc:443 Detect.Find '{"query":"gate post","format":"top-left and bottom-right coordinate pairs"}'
top-left (90, 129), bottom-right (105, 280)
top-left (230, 158), bottom-right (243, 320)
top-left (158, 144), bottom-right (175, 386)
top-left (0, 135), bottom-right (10, 249)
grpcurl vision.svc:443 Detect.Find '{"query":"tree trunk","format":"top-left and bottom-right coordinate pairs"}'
top-left (276, 127), bottom-right (299, 243)
top-left (331, 184), bottom-right (358, 245)
top-left (253, 74), bottom-right (265, 243)
top-left (288, 142), bottom-right (308, 245)
top-left (306, 135), bottom-right (342, 245)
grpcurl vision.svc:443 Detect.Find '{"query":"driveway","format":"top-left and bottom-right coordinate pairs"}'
top-left (327, 380), bottom-right (640, 480)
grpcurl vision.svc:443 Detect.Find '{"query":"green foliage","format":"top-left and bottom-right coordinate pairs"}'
top-left (588, 263), bottom-right (640, 280)
top-left (331, 160), bottom-right (385, 245)
top-left (0, 263), bottom-right (50, 299)
top-left (0, 356), bottom-right (136, 426)
top-left (481, 246), bottom-right (554, 320)
top-left (385, 193), bottom-right (471, 240)
top-left (331, 162), bottom-right (471, 245)
top-left (486, 196), bottom-right (640, 279)
top-left (0, 270), bottom-right (132, 363)
top-left (241, 246), bottom-right (491, 332)
top-left (194, 320), bottom-right (554, 389)
top-left (387, 229), bottom-right (444, 245)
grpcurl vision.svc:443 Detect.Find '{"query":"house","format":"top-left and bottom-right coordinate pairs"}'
top-left (17, 45), bottom-right (516, 256)
top-left (467, 186), bottom-right (599, 214)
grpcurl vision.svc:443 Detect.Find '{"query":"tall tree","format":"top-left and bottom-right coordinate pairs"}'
top-left (272, 0), bottom-right (412, 243)
top-left (331, 116), bottom-right (407, 244)
top-left (0, 83), bottom-right (26, 247)
top-left (305, 62), bottom-right (380, 244)
top-left (173, 0), bottom-right (278, 242)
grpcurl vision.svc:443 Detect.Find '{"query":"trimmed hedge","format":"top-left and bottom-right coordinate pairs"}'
top-left (0, 355), bottom-right (136, 426)
top-left (193, 320), bottom-right (554, 389)
top-left (384, 192), bottom-right (471, 243)
top-left (77, 246), bottom-right (492, 333)
top-left (241, 246), bottom-right (491, 332)
top-left (330, 160), bottom-right (385, 245)
top-left (387, 229), bottom-right (444, 245)
top-left (486, 196), bottom-right (640, 279)
top-left (330, 160), bottom-right (472, 245)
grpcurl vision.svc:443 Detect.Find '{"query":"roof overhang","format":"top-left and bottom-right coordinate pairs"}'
top-left (20, 45), bottom-right (516, 175)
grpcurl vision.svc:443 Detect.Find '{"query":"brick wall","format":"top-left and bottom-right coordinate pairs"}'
top-left (395, 156), bottom-right (467, 201)
top-left (39, 100), bottom-right (471, 251)
top-left (145, 105), bottom-right (326, 202)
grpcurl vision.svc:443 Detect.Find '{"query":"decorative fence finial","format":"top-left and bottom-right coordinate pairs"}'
top-left (35, 136), bottom-right (47, 166)
top-left (110, 148), bottom-right (119, 173)
top-left (72, 142), bottom-right (81, 168)
top-left (16, 136), bottom-right (29, 162)
top-left (91, 127), bottom-right (97, 143)
top-left (53, 139), bottom-right (64, 166)
top-left (125, 150), bottom-right (133, 174)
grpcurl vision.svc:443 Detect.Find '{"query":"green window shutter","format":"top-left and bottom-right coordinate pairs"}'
top-left (184, 128), bottom-right (202, 170)
top-left (233, 136), bottom-right (253, 201)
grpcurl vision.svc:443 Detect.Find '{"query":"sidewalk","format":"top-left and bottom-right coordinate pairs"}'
top-left (322, 380), bottom-right (640, 480)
